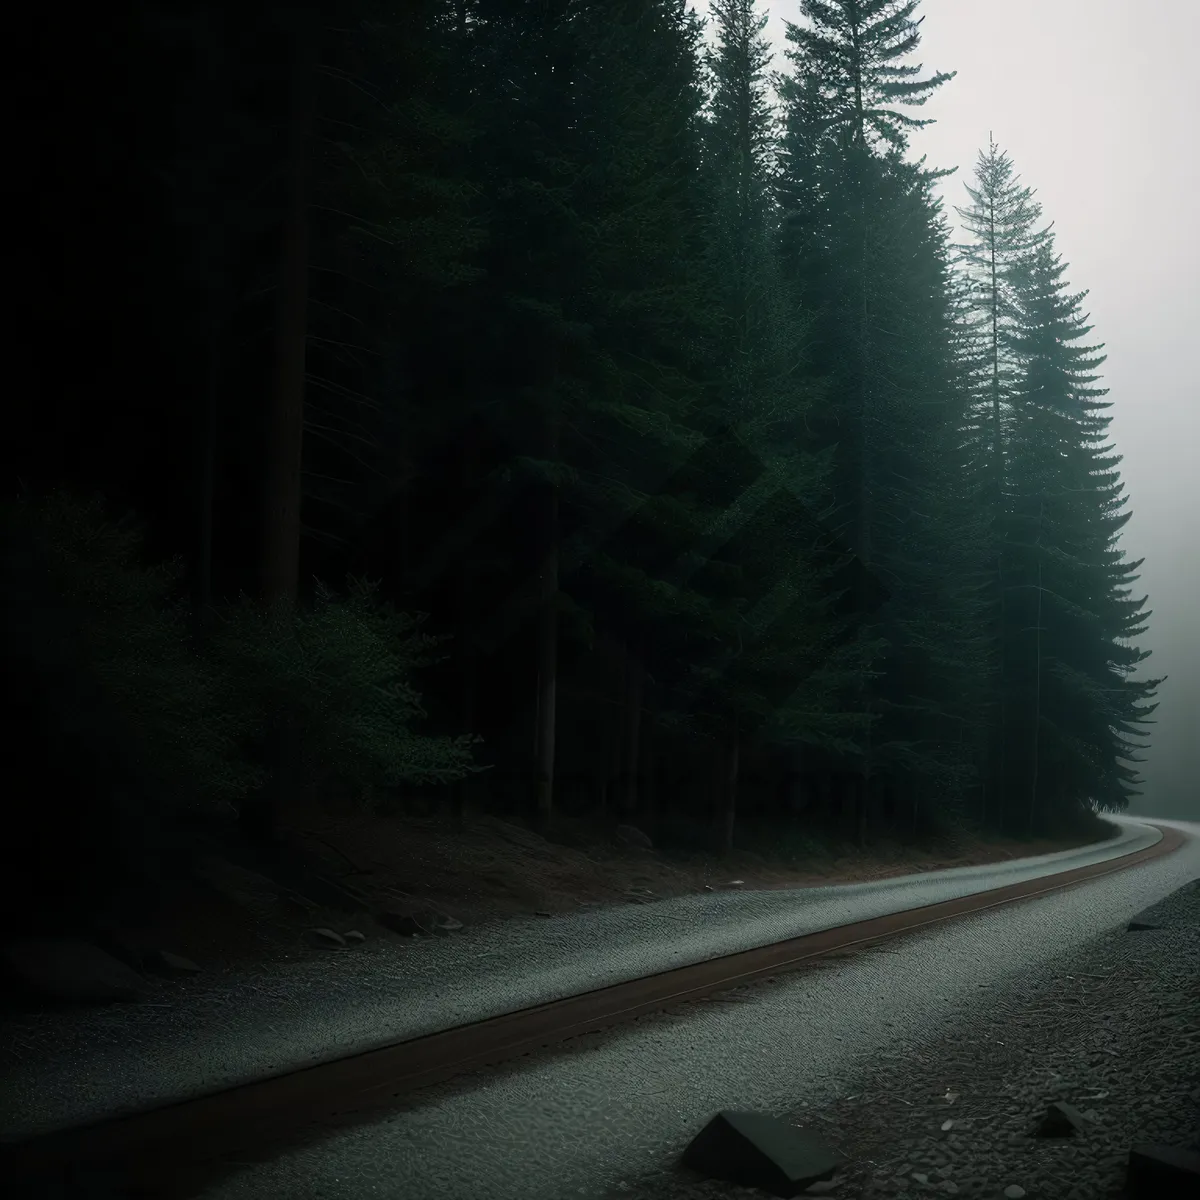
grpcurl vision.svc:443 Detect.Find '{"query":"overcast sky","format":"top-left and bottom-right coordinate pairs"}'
top-left (702, 0), bottom-right (1199, 817)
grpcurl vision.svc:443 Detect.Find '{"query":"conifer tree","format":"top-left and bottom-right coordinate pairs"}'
top-left (777, 0), bottom-right (967, 838)
top-left (1002, 234), bottom-right (1162, 828)
top-left (953, 138), bottom-right (1053, 813)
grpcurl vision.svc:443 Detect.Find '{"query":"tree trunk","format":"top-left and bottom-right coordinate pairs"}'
top-left (245, 5), bottom-right (315, 858)
top-left (191, 10), bottom-right (231, 643)
top-left (1027, 519), bottom-right (1044, 838)
top-left (987, 160), bottom-right (1009, 837)
top-left (532, 407), bottom-right (559, 830)
top-left (607, 638), bottom-right (626, 814)
top-left (642, 720), bottom-right (657, 840)
top-left (261, 4), bottom-right (314, 609)
top-left (857, 763), bottom-right (870, 848)
top-left (621, 646), bottom-right (644, 815)
top-left (854, 147), bottom-right (875, 855)
top-left (818, 771), bottom-right (833, 825)
top-left (715, 725), bottom-right (739, 855)
top-left (451, 429), bottom-right (480, 832)
top-left (194, 297), bottom-right (222, 640)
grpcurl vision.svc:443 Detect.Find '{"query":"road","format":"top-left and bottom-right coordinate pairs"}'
top-left (187, 819), bottom-right (1198, 1200)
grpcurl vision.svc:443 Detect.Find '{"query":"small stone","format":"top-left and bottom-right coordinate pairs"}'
top-left (342, 930), bottom-right (366, 943)
top-left (912, 1172), bottom-right (929, 1184)
top-left (939, 1183), bottom-right (958, 1195)
top-left (304, 927), bottom-right (346, 949)
top-left (378, 906), bottom-right (440, 936)
top-left (1003, 1187), bottom-right (1026, 1199)
top-left (433, 917), bottom-right (464, 936)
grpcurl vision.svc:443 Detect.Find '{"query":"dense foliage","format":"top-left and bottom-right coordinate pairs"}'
top-left (8, 0), bottom-right (1159, 878)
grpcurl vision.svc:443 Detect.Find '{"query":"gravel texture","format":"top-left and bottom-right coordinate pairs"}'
top-left (186, 820), bottom-right (1198, 1200)
top-left (615, 872), bottom-right (1200, 1200)
top-left (0, 818), bottom-right (1157, 1142)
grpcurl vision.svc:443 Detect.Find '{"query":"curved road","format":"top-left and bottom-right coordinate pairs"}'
top-left (179, 817), bottom-right (1199, 1200)
top-left (0, 817), bottom-right (1167, 1145)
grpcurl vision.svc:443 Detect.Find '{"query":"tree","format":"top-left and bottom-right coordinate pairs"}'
top-left (262, 1), bottom-right (318, 610)
top-left (777, 0), bottom-right (965, 840)
top-left (953, 137), bottom-right (1053, 813)
top-left (1001, 234), bottom-right (1162, 829)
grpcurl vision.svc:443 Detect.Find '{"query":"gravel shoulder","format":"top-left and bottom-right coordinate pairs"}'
top-left (178, 823), bottom-right (1198, 1200)
top-left (0, 821), bottom-right (1157, 1143)
top-left (620, 877), bottom-right (1200, 1200)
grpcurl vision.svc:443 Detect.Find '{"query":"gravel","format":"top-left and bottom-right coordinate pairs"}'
top-left (0, 818), bottom-right (1158, 1142)
top-left (610, 875), bottom-right (1200, 1200)
top-left (188, 821), bottom-right (1198, 1200)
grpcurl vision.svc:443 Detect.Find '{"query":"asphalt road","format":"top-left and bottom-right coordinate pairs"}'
top-left (187, 819), bottom-right (1198, 1200)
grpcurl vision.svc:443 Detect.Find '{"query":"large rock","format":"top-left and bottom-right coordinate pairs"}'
top-left (1126, 1143), bottom-right (1200, 1199)
top-left (615, 823), bottom-right (653, 850)
top-left (682, 1111), bottom-right (840, 1198)
top-left (1126, 911), bottom-right (1162, 932)
top-left (0, 938), bottom-right (144, 1004)
top-left (1030, 1101), bottom-right (1089, 1138)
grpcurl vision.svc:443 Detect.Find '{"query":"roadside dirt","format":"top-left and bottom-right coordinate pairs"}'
top-left (112, 807), bottom-right (1118, 978)
top-left (292, 807), bottom-right (1118, 923)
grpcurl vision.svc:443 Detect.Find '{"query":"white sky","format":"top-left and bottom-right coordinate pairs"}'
top-left (699, 0), bottom-right (1200, 816)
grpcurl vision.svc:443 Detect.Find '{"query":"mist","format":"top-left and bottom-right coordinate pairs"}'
top-left (756, 0), bottom-right (1199, 818)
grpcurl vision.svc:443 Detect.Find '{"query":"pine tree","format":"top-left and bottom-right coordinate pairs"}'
top-left (777, 0), bottom-right (966, 839)
top-left (953, 138), bottom-right (1053, 818)
top-left (1002, 234), bottom-right (1162, 829)
top-left (437, 0), bottom-right (717, 825)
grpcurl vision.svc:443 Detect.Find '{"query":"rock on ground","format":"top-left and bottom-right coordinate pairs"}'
top-left (604, 878), bottom-right (1200, 1200)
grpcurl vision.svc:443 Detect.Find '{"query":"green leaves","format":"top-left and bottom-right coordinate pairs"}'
top-left (210, 577), bottom-right (480, 797)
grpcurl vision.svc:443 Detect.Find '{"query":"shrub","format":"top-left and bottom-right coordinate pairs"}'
top-left (208, 576), bottom-right (480, 808)
top-left (0, 491), bottom-right (256, 816)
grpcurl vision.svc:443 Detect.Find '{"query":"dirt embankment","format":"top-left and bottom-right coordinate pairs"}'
top-left (121, 807), bottom-right (1119, 976)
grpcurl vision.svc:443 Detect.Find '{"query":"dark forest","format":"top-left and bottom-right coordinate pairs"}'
top-left (4, 0), bottom-right (1163, 930)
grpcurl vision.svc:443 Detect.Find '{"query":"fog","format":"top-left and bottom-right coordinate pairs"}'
top-left (741, 0), bottom-right (1199, 818)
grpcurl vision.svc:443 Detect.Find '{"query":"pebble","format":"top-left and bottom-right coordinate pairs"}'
top-left (1003, 1187), bottom-right (1026, 1199)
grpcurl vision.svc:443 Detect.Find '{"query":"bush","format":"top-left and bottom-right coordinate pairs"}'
top-left (208, 576), bottom-right (481, 808)
top-left (1, 491), bottom-right (479, 855)
top-left (1, 491), bottom-right (256, 816)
